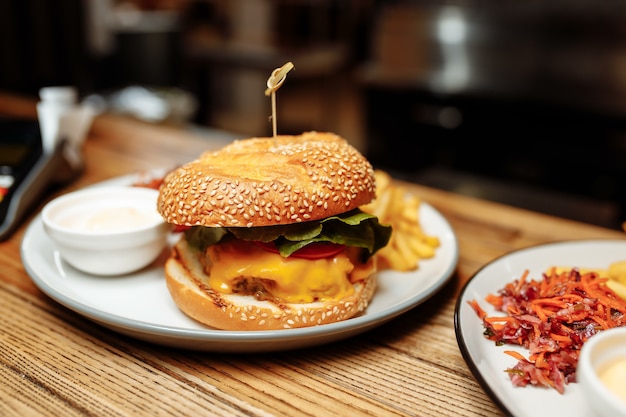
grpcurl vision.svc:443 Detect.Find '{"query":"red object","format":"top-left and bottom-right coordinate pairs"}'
top-left (254, 241), bottom-right (345, 259)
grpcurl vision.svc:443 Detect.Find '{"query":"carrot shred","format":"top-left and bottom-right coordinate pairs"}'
top-left (485, 293), bottom-right (503, 310)
top-left (468, 267), bottom-right (626, 394)
top-left (549, 332), bottom-right (571, 344)
top-left (504, 350), bottom-right (527, 361)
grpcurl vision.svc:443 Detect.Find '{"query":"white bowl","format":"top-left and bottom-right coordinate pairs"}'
top-left (42, 186), bottom-right (169, 276)
top-left (577, 327), bottom-right (626, 417)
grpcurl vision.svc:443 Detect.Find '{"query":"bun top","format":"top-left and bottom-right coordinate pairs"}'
top-left (157, 131), bottom-right (376, 227)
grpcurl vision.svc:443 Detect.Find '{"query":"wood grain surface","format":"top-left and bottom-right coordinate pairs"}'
top-left (0, 91), bottom-right (623, 417)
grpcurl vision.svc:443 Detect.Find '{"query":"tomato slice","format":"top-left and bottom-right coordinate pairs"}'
top-left (172, 225), bottom-right (191, 233)
top-left (254, 241), bottom-right (346, 259)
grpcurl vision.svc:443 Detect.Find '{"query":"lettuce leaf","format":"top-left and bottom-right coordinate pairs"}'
top-left (184, 226), bottom-right (227, 249)
top-left (185, 209), bottom-right (392, 259)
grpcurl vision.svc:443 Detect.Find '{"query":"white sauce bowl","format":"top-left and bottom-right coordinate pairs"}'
top-left (42, 186), bottom-right (169, 276)
top-left (577, 326), bottom-right (626, 417)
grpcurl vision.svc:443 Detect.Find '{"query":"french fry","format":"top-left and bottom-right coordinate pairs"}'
top-left (608, 261), bottom-right (626, 286)
top-left (378, 249), bottom-right (409, 271)
top-left (362, 170), bottom-right (440, 272)
top-left (546, 226), bottom-right (626, 302)
top-left (607, 279), bottom-right (626, 300)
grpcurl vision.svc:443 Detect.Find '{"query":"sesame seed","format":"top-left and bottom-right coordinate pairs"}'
top-left (156, 132), bottom-right (376, 227)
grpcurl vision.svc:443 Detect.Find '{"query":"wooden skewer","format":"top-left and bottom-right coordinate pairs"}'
top-left (265, 62), bottom-right (294, 138)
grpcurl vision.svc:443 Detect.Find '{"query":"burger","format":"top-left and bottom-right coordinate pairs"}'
top-left (157, 131), bottom-right (391, 330)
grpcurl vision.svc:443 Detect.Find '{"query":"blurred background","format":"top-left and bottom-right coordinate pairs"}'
top-left (1, 0), bottom-right (626, 229)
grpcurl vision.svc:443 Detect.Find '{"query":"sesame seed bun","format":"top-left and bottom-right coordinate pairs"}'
top-left (158, 132), bottom-right (382, 331)
top-left (165, 238), bottom-right (377, 331)
top-left (157, 131), bottom-right (376, 228)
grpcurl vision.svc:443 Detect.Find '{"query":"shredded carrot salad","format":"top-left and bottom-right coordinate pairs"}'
top-left (469, 268), bottom-right (626, 394)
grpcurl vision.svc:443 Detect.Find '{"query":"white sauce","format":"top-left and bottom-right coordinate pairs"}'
top-left (599, 356), bottom-right (626, 404)
top-left (60, 206), bottom-right (160, 232)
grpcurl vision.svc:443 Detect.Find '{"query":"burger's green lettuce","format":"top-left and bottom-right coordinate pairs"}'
top-left (184, 209), bottom-right (391, 259)
top-left (184, 226), bottom-right (227, 249)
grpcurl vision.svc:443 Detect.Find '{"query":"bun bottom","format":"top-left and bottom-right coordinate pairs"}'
top-left (165, 238), bottom-right (377, 331)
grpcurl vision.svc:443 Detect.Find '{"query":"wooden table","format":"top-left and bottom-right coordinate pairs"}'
top-left (1, 92), bottom-right (624, 417)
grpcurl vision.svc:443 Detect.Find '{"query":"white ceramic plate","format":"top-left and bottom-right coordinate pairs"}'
top-left (21, 173), bottom-right (459, 352)
top-left (455, 240), bottom-right (626, 417)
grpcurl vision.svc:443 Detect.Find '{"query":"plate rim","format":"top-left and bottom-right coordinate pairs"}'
top-left (454, 238), bottom-right (626, 417)
top-left (21, 173), bottom-right (459, 351)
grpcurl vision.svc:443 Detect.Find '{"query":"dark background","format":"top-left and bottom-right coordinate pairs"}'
top-left (2, 0), bottom-right (625, 229)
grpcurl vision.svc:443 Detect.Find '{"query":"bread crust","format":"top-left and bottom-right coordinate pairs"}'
top-left (157, 132), bottom-right (376, 228)
top-left (165, 238), bottom-right (377, 331)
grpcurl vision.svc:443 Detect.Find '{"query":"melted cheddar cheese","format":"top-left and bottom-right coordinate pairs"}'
top-left (205, 239), bottom-right (373, 303)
